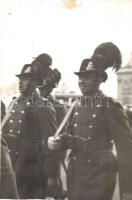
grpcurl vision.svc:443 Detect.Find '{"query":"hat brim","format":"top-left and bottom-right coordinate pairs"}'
top-left (74, 69), bottom-right (98, 76)
top-left (15, 72), bottom-right (34, 78)
top-left (74, 70), bottom-right (107, 81)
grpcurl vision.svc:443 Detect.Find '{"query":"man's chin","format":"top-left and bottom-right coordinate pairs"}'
top-left (19, 89), bottom-right (23, 93)
top-left (19, 89), bottom-right (26, 95)
top-left (81, 90), bottom-right (91, 96)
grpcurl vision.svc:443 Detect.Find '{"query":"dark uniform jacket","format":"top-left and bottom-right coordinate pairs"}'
top-left (1, 100), bottom-right (6, 120)
top-left (49, 96), bottom-right (67, 128)
top-left (126, 109), bottom-right (132, 128)
top-left (1, 100), bottom-right (19, 199)
top-left (2, 93), bottom-right (59, 199)
top-left (0, 138), bottom-right (19, 199)
top-left (60, 91), bottom-right (132, 200)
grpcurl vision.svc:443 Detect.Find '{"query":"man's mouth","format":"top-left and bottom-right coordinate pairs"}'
top-left (19, 87), bottom-right (22, 91)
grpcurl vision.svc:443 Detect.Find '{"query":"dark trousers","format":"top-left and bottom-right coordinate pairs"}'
top-left (0, 144), bottom-right (19, 199)
top-left (67, 158), bottom-right (117, 200)
top-left (16, 176), bottom-right (47, 199)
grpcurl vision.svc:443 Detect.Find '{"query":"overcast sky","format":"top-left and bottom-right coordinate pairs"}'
top-left (0, 0), bottom-right (132, 101)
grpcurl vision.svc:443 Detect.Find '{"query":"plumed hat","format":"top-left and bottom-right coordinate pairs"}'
top-left (74, 42), bottom-right (122, 81)
top-left (39, 68), bottom-right (61, 89)
top-left (92, 42), bottom-right (122, 72)
top-left (31, 53), bottom-right (52, 84)
top-left (16, 64), bottom-right (35, 77)
top-left (74, 58), bottom-right (107, 81)
top-left (32, 53), bottom-right (52, 67)
top-left (16, 64), bottom-right (47, 84)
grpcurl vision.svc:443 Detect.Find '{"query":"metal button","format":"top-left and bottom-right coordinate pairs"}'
top-left (8, 149), bottom-right (11, 153)
top-left (9, 119), bottom-right (13, 123)
top-left (73, 156), bottom-right (76, 160)
top-left (17, 130), bottom-right (20, 134)
top-left (89, 125), bottom-right (93, 128)
top-left (15, 101), bottom-right (18, 104)
top-left (19, 120), bottom-right (22, 123)
top-left (26, 102), bottom-right (30, 105)
top-left (10, 129), bottom-right (13, 133)
top-left (74, 123), bottom-right (77, 127)
top-left (92, 114), bottom-right (96, 118)
top-left (87, 137), bottom-right (91, 140)
top-left (87, 159), bottom-right (91, 163)
top-left (97, 104), bottom-right (101, 107)
top-left (21, 110), bottom-right (25, 114)
top-left (75, 112), bottom-right (78, 116)
top-left (12, 110), bottom-right (15, 113)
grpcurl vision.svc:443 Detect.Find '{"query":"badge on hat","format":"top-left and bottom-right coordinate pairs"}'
top-left (86, 61), bottom-right (95, 71)
top-left (16, 64), bottom-right (34, 78)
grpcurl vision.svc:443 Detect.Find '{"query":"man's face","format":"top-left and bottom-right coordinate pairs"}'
top-left (39, 85), bottom-right (53, 98)
top-left (19, 75), bottom-right (32, 94)
top-left (78, 72), bottom-right (97, 96)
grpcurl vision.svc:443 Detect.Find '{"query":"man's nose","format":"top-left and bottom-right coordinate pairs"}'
top-left (79, 78), bottom-right (83, 84)
top-left (19, 79), bottom-right (22, 85)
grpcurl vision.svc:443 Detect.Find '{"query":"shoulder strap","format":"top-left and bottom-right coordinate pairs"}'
top-left (54, 100), bottom-right (77, 138)
top-left (1, 98), bottom-right (17, 131)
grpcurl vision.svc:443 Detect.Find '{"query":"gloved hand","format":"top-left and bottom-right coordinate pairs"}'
top-left (48, 133), bottom-right (88, 152)
top-left (59, 133), bottom-right (88, 153)
top-left (48, 136), bottom-right (62, 150)
top-left (48, 133), bottom-right (74, 151)
top-left (59, 133), bottom-right (73, 149)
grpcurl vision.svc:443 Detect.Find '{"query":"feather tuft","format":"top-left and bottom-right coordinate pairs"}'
top-left (91, 42), bottom-right (122, 72)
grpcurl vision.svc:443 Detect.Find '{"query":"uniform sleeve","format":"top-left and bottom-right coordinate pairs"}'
top-left (0, 138), bottom-right (19, 199)
top-left (38, 105), bottom-right (57, 141)
top-left (107, 102), bottom-right (132, 198)
top-left (126, 109), bottom-right (132, 128)
top-left (38, 105), bottom-right (60, 177)
top-left (1, 100), bottom-right (6, 121)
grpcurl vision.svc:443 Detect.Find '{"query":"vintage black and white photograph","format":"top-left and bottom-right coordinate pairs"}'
top-left (0, 0), bottom-right (132, 199)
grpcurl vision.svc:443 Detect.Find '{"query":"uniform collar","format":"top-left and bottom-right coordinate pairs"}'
top-left (80, 90), bottom-right (105, 107)
top-left (18, 91), bottom-right (39, 103)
